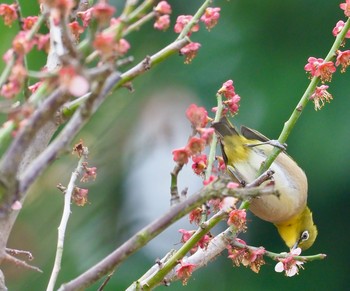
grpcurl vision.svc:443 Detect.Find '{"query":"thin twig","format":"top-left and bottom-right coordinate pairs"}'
top-left (3, 253), bottom-right (42, 273)
top-left (231, 239), bottom-right (327, 262)
top-left (46, 147), bottom-right (89, 291)
top-left (5, 247), bottom-right (33, 260)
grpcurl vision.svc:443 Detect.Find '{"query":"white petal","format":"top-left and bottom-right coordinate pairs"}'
top-left (274, 262), bottom-right (284, 273)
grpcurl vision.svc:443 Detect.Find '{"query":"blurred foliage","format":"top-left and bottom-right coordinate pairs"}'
top-left (1, 0), bottom-right (349, 290)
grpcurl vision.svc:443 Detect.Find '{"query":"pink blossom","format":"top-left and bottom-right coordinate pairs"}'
top-left (218, 80), bottom-right (236, 99)
top-left (186, 137), bottom-right (205, 155)
top-left (186, 103), bottom-right (208, 128)
top-left (225, 94), bottom-right (241, 114)
top-left (81, 164), bottom-right (97, 182)
top-left (191, 154), bottom-right (207, 175)
top-left (197, 127), bottom-right (214, 144)
top-left (227, 209), bottom-right (247, 232)
top-left (72, 187), bottom-right (89, 206)
top-left (180, 42), bottom-right (201, 64)
top-left (93, 2), bottom-right (116, 25)
top-left (115, 38), bottom-right (130, 55)
top-left (176, 260), bottom-right (196, 285)
top-left (22, 16), bottom-right (38, 30)
top-left (172, 147), bottom-right (190, 164)
top-left (69, 21), bottom-right (85, 40)
top-left (178, 229), bottom-right (194, 243)
top-left (0, 4), bottom-right (18, 26)
top-left (188, 208), bottom-right (203, 224)
top-left (154, 14), bottom-right (170, 31)
top-left (1, 81), bottom-right (21, 99)
top-left (310, 85), bottom-right (333, 111)
top-left (200, 7), bottom-right (220, 30)
top-left (340, 0), bottom-right (350, 17)
top-left (12, 31), bottom-right (35, 56)
top-left (304, 57), bottom-right (336, 82)
top-left (241, 247), bottom-right (266, 273)
top-left (77, 7), bottom-right (94, 27)
top-left (28, 81), bottom-right (43, 93)
top-left (332, 20), bottom-right (350, 38)
top-left (336, 50), bottom-right (350, 72)
top-left (154, 1), bottom-right (172, 14)
top-left (174, 15), bottom-right (199, 35)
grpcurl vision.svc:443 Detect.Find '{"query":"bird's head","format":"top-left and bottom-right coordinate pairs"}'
top-left (275, 207), bottom-right (317, 251)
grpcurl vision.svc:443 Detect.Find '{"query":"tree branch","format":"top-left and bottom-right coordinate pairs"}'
top-left (58, 177), bottom-right (277, 290)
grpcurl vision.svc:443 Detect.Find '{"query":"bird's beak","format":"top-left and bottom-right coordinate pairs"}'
top-left (291, 241), bottom-right (299, 251)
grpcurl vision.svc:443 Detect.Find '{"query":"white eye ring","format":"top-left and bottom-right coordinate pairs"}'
top-left (301, 230), bottom-right (309, 241)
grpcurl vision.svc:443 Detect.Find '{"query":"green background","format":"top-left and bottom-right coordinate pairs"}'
top-left (1, 0), bottom-right (349, 290)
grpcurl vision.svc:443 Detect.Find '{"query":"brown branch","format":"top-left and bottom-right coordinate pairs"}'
top-left (19, 72), bottom-right (121, 196)
top-left (0, 88), bottom-right (67, 211)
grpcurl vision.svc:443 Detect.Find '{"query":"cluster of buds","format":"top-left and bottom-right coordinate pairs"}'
top-left (304, 1), bottom-right (350, 110)
top-left (153, 1), bottom-right (172, 31)
top-left (217, 79), bottom-right (241, 115)
top-left (174, 6), bottom-right (221, 63)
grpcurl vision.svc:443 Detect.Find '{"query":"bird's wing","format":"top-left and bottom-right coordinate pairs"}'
top-left (240, 126), bottom-right (270, 143)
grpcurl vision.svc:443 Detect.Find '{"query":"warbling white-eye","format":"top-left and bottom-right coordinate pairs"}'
top-left (212, 117), bottom-right (317, 250)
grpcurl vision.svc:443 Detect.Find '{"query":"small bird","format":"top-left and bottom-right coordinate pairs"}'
top-left (212, 117), bottom-right (317, 250)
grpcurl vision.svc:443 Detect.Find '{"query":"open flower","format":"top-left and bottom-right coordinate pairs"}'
top-left (275, 248), bottom-right (304, 277)
top-left (200, 7), bottom-right (221, 30)
top-left (172, 147), bottom-right (190, 164)
top-left (191, 154), bottom-right (207, 175)
top-left (174, 15), bottom-right (199, 35)
top-left (310, 85), bottom-right (333, 111)
top-left (176, 260), bottom-right (196, 285)
top-left (186, 103), bottom-right (208, 128)
top-left (242, 247), bottom-right (266, 273)
top-left (180, 42), bottom-right (201, 64)
top-left (340, 0), bottom-right (350, 17)
top-left (304, 57), bottom-right (336, 82)
top-left (227, 209), bottom-right (247, 232)
top-left (0, 4), bottom-right (18, 26)
top-left (332, 20), bottom-right (350, 38)
top-left (336, 50), bottom-right (350, 72)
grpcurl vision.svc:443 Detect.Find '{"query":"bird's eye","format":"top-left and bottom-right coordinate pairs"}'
top-left (300, 230), bottom-right (309, 241)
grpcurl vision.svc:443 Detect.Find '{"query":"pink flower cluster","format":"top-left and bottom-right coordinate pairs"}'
top-left (217, 80), bottom-right (241, 115)
top-left (173, 6), bottom-right (221, 63)
top-left (304, 1), bottom-right (350, 110)
top-left (154, 1), bottom-right (172, 31)
top-left (172, 103), bottom-right (213, 178)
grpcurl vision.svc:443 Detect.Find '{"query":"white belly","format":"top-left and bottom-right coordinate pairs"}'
top-left (233, 147), bottom-right (308, 223)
